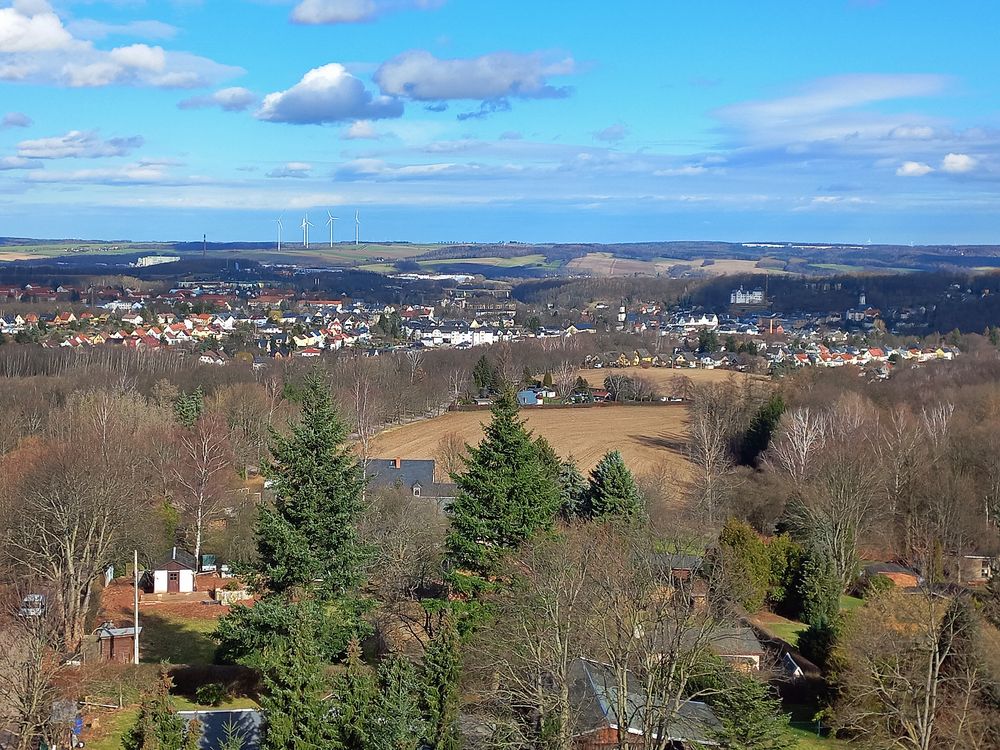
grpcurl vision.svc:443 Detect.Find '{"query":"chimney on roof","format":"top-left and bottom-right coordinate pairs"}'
top-left (394, 457), bottom-right (401, 469)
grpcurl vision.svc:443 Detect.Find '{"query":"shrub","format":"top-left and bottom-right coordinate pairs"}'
top-left (194, 682), bottom-right (229, 707)
top-left (860, 572), bottom-right (895, 599)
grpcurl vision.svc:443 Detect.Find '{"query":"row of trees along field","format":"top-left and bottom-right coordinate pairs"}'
top-left (1, 333), bottom-right (1000, 748)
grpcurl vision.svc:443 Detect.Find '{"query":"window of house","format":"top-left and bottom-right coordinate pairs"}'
top-left (412, 485), bottom-right (421, 497)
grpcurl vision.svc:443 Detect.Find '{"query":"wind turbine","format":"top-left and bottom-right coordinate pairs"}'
top-left (354, 210), bottom-right (361, 246)
top-left (301, 214), bottom-right (314, 248)
top-left (326, 211), bottom-right (338, 247)
top-left (275, 217), bottom-right (283, 252)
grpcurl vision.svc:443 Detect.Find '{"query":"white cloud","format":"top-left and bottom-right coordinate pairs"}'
top-left (0, 1), bottom-right (72, 53)
top-left (1, 111), bottom-right (31, 128)
top-left (896, 160), bottom-right (934, 177)
top-left (343, 120), bottom-right (380, 139)
top-left (0, 3), bottom-right (241, 88)
top-left (266, 162), bottom-right (312, 178)
top-left (66, 19), bottom-right (178, 41)
top-left (17, 130), bottom-right (143, 159)
top-left (374, 50), bottom-right (575, 101)
top-left (256, 64), bottom-right (403, 124)
top-left (594, 123), bottom-right (628, 143)
top-left (941, 152), bottom-right (977, 174)
top-left (25, 163), bottom-right (171, 184)
top-left (179, 87), bottom-right (258, 112)
top-left (291, 0), bottom-right (444, 25)
top-left (0, 155), bottom-right (40, 170)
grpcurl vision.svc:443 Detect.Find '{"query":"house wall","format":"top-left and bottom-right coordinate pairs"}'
top-left (99, 635), bottom-right (136, 664)
top-left (152, 569), bottom-right (195, 593)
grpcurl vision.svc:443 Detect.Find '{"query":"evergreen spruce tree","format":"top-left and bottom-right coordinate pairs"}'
top-left (583, 450), bottom-right (642, 520)
top-left (331, 638), bottom-right (378, 750)
top-left (375, 655), bottom-right (424, 750)
top-left (740, 393), bottom-right (785, 466)
top-left (421, 616), bottom-right (462, 750)
top-left (181, 720), bottom-right (202, 750)
top-left (534, 436), bottom-right (562, 485)
top-left (445, 388), bottom-right (559, 578)
top-left (173, 387), bottom-right (205, 428)
top-left (122, 671), bottom-right (187, 750)
top-left (255, 372), bottom-right (367, 596)
top-left (557, 457), bottom-right (588, 520)
top-left (259, 612), bottom-right (334, 750)
top-left (472, 355), bottom-right (495, 393)
top-left (795, 547), bottom-right (841, 626)
top-left (710, 675), bottom-right (793, 750)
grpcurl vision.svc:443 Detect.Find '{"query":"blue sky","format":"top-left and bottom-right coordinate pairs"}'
top-left (2, 0), bottom-right (1000, 244)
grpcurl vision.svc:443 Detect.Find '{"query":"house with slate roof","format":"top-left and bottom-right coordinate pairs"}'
top-left (365, 458), bottom-right (458, 506)
top-left (568, 657), bottom-right (720, 749)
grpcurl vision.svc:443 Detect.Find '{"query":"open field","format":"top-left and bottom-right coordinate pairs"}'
top-left (371, 404), bottom-right (690, 477)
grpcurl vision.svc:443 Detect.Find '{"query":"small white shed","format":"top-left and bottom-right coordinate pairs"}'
top-left (152, 547), bottom-right (197, 594)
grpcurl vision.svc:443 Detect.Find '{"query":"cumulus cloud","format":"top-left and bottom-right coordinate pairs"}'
top-left (343, 120), bottom-right (380, 139)
top-left (179, 87), bottom-right (258, 112)
top-left (0, 2), bottom-right (241, 88)
top-left (594, 123), bottom-right (628, 142)
top-left (941, 152), bottom-right (977, 174)
top-left (335, 157), bottom-right (522, 181)
top-left (1, 111), bottom-right (31, 128)
top-left (256, 64), bottom-right (403, 124)
top-left (266, 162), bottom-right (312, 178)
top-left (17, 130), bottom-right (143, 159)
top-left (374, 50), bottom-right (575, 102)
top-left (291, 0), bottom-right (444, 25)
top-left (896, 160), bottom-right (934, 177)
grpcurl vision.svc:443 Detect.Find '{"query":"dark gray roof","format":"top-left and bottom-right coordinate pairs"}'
top-left (706, 626), bottom-right (764, 656)
top-left (863, 562), bottom-right (918, 576)
top-left (569, 658), bottom-right (720, 745)
top-left (157, 547), bottom-right (197, 570)
top-left (651, 553), bottom-right (703, 572)
top-left (366, 458), bottom-right (457, 499)
top-left (178, 710), bottom-right (262, 750)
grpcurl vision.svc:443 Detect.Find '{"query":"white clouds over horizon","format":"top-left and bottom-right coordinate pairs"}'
top-left (179, 87), bottom-right (258, 112)
top-left (16, 129), bottom-right (143, 159)
top-left (256, 63), bottom-right (403, 124)
top-left (0, 1), bottom-right (240, 88)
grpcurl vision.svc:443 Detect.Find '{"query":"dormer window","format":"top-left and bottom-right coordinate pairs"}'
top-left (412, 484), bottom-right (421, 497)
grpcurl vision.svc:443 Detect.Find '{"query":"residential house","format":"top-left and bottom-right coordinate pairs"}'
top-left (365, 458), bottom-right (458, 506)
top-left (568, 657), bottom-right (721, 749)
top-left (959, 555), bottom-right (993, 584)
top-left (861, 562), bottom-right (922, 589)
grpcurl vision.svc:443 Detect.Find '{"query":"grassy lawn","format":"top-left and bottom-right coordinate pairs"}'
top-left (172, 696), bottom-right (259, 711)
top-left (839, 594), bottom-right (864, 612)
top-left (140, 613), bottom-right (219, 664)
top-left (788, 725), bottom-right (850, 748)
top-left (767, 618), bottom-right (808, 646)
top-left (87, 708), bottom-right (139, 750)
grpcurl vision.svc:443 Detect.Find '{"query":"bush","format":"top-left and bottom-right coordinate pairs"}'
top-left (716, 519), bottom-right (772, 613)
top-left (860, 573), bottom-right (895, 599)
top-left (194, 682), bottom-right (229, 707)
top-left (798, 619), bottom-right (840, 669)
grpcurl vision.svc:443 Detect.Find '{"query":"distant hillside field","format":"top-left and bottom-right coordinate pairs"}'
top-left (573, 366), bottom-right (758, 390)
top-left (370, 404), bottom-right (691, 479)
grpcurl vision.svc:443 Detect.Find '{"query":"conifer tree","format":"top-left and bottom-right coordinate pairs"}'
top-left (710, 675), bottom-right (793, 750)
top-left (375, 655), bottom-right (424, 750)
top-left (535, 436), bottom-right (562, 485)
top-left (122, 671), bottom-right (187, 750)
top-left (472, 355), bottom-right (495, 393)
top-left (255, 372), bottom-right (368, 597)
top-left (332, 638), bottom-right (378, 750)
top-left (259, 612), bottom-right (334, 750)
top-left (557, 457), bottom-right (588, 520)
top-left (583, 450), bottom-right (642, 520)
top-left (181, 720), bottom-right (202, 750)
top-left (173, 387), bottom-right (205, 428)
top-left (421, 616), bottom-right (462, 750)
top-left (445, 388), bottom-right (559, 577)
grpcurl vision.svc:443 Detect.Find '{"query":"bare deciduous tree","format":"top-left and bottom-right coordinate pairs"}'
top-left (173, 413), bottom-right (234, 564)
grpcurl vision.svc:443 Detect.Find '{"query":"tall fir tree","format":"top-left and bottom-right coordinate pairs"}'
top-left (259, 611), bottom-right (335, 750)
top-left (216, 372), bottom-right (369, 662)
top-left (255, 372), bottom-right (368, 596)
top-left (122, 671), bottom-right (187, 750)
top-left (583, 450), bottom-right (642, 520)
top-left (445, 388), bottom-right (559, 578)
top-left (331, 638), bottom-right (379, 750)
top-left (535, 436), bottom-right (562, 485)
top-left (374, 655), bottom-right (425, 750)
top-left (173, 387), bottom-right (205, 428)
top-left (421, 615), bottom-right (462, 750)
top-left (710, 675), bottom-right (793, 750)
top-left (472, 355), bottom-right (495, 393)
top-left (557, 457), bottom-right (588, 520)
